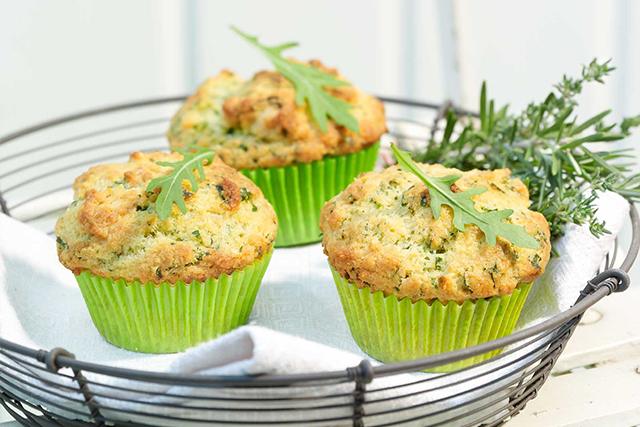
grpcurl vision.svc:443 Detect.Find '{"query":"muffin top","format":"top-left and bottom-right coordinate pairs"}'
top-left (55, 151), bottom-right (277, 284)
top-left (319, 163), bottom-right (551, 304)
top-left (167, 60), bottom-right (387, 170)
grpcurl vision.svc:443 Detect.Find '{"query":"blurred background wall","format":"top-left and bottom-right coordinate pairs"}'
top-left (2, 0), bottom-right (638, 134)
top-left (0, 0), bottom-right (638, 262)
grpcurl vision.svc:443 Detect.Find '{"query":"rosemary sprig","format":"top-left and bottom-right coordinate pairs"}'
top-left (416, 59), bottom-right (640, 241)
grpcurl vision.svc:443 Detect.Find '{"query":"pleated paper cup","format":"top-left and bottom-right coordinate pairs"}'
top-left (241, 142), bottom-right (379, 247)
top-left (75, 250), bottom-right (273, 354)
top-left (332, 268), bottom-right (532, 372)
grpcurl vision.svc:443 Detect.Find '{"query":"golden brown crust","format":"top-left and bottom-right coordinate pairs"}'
top-left (319, 164), bottom-right (551, 304)
top-left (167, 60), bottom-right (387, 169)
top-left (55, 151), bottom-right (277, 284)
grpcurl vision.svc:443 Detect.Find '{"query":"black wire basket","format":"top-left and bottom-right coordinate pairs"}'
top-left (0, 97), bottom-right (637, 427)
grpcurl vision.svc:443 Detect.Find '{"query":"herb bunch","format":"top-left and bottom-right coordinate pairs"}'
top-left (416, 59), bottom-right (640, 241)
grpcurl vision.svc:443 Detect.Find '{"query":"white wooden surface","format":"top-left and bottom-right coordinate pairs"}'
top-left (508, 288), bottom-right (640, 427)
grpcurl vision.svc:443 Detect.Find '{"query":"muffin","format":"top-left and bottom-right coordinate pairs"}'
top-left (167, 60), bottom-right (386, 247)
top-left (319, 162), bottom-right (551, 371)
top-left (55, 151), bottom-right (277, 353)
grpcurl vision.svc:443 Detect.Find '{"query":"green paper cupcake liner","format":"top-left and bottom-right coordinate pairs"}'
top-left (331, 268), bottom-right (532, 372)
top-left (75, 250), bottom-right (273, 354)
top-left (241, 142), bottom-right (380, 247)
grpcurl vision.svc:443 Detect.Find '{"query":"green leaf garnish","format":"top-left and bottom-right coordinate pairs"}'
top-left (232, 26), bottom-right (359, 134)
top-left (391, 145), bottom-right (540, 249)
top-left (146, 145), bottom-right (215, 221)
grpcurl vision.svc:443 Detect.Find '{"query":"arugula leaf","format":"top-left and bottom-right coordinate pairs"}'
top-left (146, 146), bottom-right (215, 221)
top-left (232, 27), bottom-right (359, 134)
top-left (392, 145), bottom-right (540, 249)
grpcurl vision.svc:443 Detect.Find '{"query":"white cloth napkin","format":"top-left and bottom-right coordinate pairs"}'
top-left (518, 191), bottom-right (627, 326)
top-left (0, 191), bottom-right (629, 426)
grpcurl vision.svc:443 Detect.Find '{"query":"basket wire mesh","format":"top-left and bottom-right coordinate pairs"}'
top-left (0, 97), bottom-right (637, 427)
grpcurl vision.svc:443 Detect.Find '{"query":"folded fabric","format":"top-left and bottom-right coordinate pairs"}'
top-left (518, 191), bottom-right (627, 326)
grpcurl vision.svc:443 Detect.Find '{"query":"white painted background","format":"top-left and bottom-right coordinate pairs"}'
top-left (1, 0), bottom-right (640, 424)
top-left (3, 0), bottom-right (639, 133)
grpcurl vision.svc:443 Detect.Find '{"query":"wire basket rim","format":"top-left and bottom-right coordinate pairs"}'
top-left (0, 95), bottom-right (637, 385)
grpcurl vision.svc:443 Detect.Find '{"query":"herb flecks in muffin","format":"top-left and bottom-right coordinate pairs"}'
top-left (56, 236), bottom-right (68, 249)
top-left (55, 151), bottom-right (277, 284)
top-left (530, 254), bottom-right (543, 270)
top-left (240, 187), bottom-right (252, 201)
top-left (146, 145), bottom-right (215, 221)
top-left (320, 163), bottom-right (551, 304)
top-left (233, 27), bottom-right (359, 134)
top-left (392, 145), bottom-right (540, 250)
top-left (214, 178), bottom-right (242, 209)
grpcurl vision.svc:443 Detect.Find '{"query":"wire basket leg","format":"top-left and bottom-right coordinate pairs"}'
top-left (38, 348), bottom-right (103, 427)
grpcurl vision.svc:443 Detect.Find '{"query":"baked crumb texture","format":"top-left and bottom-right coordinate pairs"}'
top-left (320, 163), bottom-right (551, 304)
top-left (167, 60), bottom-right (387, 170)
top-left (55, 151), bottom-right (277, 284)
